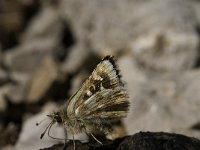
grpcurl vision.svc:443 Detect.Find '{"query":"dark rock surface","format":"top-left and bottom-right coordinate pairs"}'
top-left (40, 132), bottom-right (200, 150)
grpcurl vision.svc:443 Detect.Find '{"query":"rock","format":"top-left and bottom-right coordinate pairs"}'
top-left (20, 5), bottom-right (62, 44)
top-left (59, 0), bottom-right (134, 55)
top-left (0, 96), bottom-right (6, 112)
top-left (192, 0), bottom-right (200, 24)
top-left (4, 5), bottom-right (63, 74)
top-left (59, 0), bottom-right (199, 67)
top-left (40, 141), bottom-right (89, 150)
top-left (0, 85), bottom-right (9, 112)
top-left (129, 29), bottom-right (198, 72)
top-left (0, 123), bottom-right (19, 148)
top-left (14, 103), bottom-right (65, 150)
top-left (0, 0), bottom-right (40, 50)
top-left (122, 71), bottom-right (200, 138)
top-left (116, 55), bottom-right (200, 139)
top-left (5, 55), bottom-right (65, 104)
top-left (118, 55), bottom-right (147, 97)
top-left (5, 73), bottom-right (29, 103)
top-left (0, 70), bottom-right (10, 86)
top-left (60, 43), bottom-right (90, 74)
top-left (25, 56), bottom-right (62, 103)
top-left (1, 145), bottom-right (13, 150)
top-left (4, 45), bottom-right (54, 74)
top-left (175, 70), bottom-right (200, 107)
top-left (2, 4), bottom-right (72, 104)
top-left (4, 55), bottom-right (65, 104)
top-left (127, 0), bottom-right (199, 72)
top-left (39, 132), bottom-right (200, 150)
top-left (118, 132), bottom-right (200, 150)
top-left (0, 49), bottom-right (2, 65)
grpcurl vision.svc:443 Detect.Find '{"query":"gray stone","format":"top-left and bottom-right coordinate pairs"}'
top-left (61, 43), bottom-right (90, 74)
top-left (5, 73), bottom-right (29, 103)
top-left (20, 5), bottom-right (63, 44)
top-left (0, 85), bottom-right (9, 112)
top-left (119, 60), bottom-right (200, 138)
top-left (59, 0), bottom-right (199, 70)
top-left (129, 30), bottom-right (198, 72)
top-left (14, 104), bottom-right (65, 150)
top-left (0, 70), bottom-right (9, 85)
top-left (4, 5), bottom-right (63, 74)
top-left (192, 0), bottom-right (200, 25)
top-left (4, 41), bottom-right (56, 75)
top-left (25, 56), bottom-right (62, 103)
top-left (175, 70), bottom-right (200, 113)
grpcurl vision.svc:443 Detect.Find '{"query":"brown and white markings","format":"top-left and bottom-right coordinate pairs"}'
top-left (38, 55), bottom-right (130, 149)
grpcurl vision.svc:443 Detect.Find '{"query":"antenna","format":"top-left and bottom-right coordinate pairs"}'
top-left (38, 119), bottom-right (85, 142)
top-left (40, 121), bottom-right (54, 139)
top-left (36, 118), bottom-right (47, 126)
top-left (46, 122), bottom-right (85, 142)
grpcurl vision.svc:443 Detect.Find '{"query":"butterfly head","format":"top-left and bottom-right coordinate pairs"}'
top-left (36, 112), bottom-right (63, 140)
top-left (47, 112), bottom-right (62, 123)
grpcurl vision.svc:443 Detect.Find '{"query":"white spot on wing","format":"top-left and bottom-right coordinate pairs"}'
top-left (97, 104), bottom-right (105, 109)
top-left (102, 61), bottom-right (117, 79)
top-left (84, 96), bottom-right (96, 106)
top-left (86, 90), bottom-right (92, 96)
top-left (75, 107), bottom-right (80, 115)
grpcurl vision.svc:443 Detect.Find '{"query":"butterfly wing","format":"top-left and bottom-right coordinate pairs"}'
top-left (66, 55), bottom-right (129, 127)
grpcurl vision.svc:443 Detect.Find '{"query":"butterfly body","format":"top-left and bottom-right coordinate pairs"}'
top-left (47, 55), bottom-right (129, 139)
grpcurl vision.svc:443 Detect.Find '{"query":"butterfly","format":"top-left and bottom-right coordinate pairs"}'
top-left (37, 55), bottom-right (130, 149)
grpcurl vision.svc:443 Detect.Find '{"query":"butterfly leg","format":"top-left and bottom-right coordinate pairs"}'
top-left (90, 133), bottom-right (103, 146)
top-left (63, 130), bottom-right (68, 149)
top-left (63, 139), bottom-right (67, 150)
top-left (73, 134), bottom-right (76, 150)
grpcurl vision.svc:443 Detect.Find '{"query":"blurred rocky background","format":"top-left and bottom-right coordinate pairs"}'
top-left (0, 0), bottom-right (200, 149)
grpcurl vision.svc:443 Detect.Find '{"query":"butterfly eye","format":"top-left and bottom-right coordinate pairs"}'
top-left (54, 112), bottom-right (62, 123)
